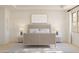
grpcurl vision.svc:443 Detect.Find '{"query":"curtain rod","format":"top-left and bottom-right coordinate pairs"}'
top-left (67, 5), bottom-right (79, 12)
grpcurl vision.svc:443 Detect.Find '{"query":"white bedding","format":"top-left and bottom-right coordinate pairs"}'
top-left (29, 28), bottom-right (50, 33)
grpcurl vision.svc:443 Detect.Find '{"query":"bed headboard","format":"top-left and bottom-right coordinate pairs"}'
top-left (27, 24), bottom-right (51, 33)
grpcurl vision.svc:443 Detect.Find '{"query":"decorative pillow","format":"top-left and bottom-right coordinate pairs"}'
top-left (29, 28), bottom-right (50, 33)
top-left (29, 29), bottom-right (39, 33)
top-left (39, 29), bottom-right (50, 33)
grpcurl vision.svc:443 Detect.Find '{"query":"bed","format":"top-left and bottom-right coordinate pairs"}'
top-left (23, 24), bottom-right (56, 46)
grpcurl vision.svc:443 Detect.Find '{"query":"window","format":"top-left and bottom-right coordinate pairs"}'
top-left (72, 12), bottom-right (77, 32)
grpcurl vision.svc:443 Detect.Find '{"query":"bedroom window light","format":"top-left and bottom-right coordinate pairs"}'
top-left (72, 12), bottom-right (77, 32)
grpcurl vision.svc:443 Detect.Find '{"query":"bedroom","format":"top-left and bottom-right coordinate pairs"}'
top-left (0, 5), bottom-right (79, 53)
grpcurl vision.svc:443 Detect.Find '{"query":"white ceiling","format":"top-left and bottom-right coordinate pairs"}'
top-left (0, 5), bottom-right (77, 11)
top-left (11, 5), bottom-right (77, 11)
top-left (13, 5), bottom-right (64, 10)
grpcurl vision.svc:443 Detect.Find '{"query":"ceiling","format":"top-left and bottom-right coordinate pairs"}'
top-left (0, 5), bottom-right (77, 11)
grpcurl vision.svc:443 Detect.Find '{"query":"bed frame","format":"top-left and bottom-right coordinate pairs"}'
top-left (23, 24), bottom-right (56, 46)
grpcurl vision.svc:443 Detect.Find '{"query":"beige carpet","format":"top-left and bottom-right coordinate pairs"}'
top-left (1, 43), bottom-right (79, 53)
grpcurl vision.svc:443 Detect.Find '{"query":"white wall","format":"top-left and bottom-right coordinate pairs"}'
top-left (0, 6), bottom-right (69, 44)
top-left (72, 33), bottom-right (79, 46)
top-left (4, 8), bottom-right (11, 43)
top-left (9, 9), bottom-right (68, 42)
top-left (0, 7), bottom-right (5, 44)
top-left (0, 7), bottom-right (12, 44)
top-left (64, 12), bottom-right (70, 43)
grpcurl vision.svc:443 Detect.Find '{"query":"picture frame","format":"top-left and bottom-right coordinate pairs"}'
top-left (31, 14), bottom-right (48, 24)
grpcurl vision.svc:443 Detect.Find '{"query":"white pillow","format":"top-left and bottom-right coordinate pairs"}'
top-left (30, 29), bottom-right (39, 33)
top-left (29, 28), bottom-right (50, 33)
top-left (39, 29), bottom-right (50, 33)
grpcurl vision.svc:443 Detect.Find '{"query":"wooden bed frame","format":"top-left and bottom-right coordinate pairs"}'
top-left (23, 24), bottom-right (56, 46)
